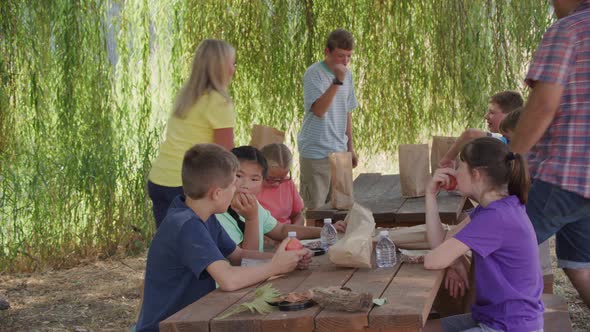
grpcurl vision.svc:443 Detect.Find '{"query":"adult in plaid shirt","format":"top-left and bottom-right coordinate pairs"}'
top-left (511, 0), bottom-right (590, 308)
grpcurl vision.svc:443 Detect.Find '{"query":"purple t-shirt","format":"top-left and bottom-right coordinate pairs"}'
top-left (454, 195), bottom-right (544, 332)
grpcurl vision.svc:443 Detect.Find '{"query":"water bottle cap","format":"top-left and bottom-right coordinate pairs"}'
top-left (379, 230), bottom-right (389, 237)
top-left (323, 218), bottom-right (332, 224)
top-left (288, 231), bottom-right (297, 238)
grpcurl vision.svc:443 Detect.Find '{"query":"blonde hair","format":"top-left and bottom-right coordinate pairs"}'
top-left (261, 143), bottom-right (293, 169)
top-left (173, 39), bottom-right (235, 118)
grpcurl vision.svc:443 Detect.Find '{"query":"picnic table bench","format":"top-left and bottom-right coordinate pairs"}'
top-left (306, 173), bottom-right (470, 227)
top-left (160, 254), bottom-right (444, 332)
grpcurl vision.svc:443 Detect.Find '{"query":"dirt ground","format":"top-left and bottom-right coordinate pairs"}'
top-left (0, 255), bottom-right (145, 332)
top-left (1, 239), bottom-right (589, 332)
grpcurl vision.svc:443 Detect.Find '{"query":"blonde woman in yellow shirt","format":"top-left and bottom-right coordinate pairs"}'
top-left (148, 39), bottom-right (236, 227)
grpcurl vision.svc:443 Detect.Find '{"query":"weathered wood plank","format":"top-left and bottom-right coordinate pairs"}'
top-left (353, 173), bottom-right (388, 199)
top-left (260, 260), bottom-right (357, 332)
top-left (348, 174), bottom-right (406, 223)
top-left (210, 269), bottom-right (313, 332)
top-left (161, 256), bottom-right (336, 332)
top-left (543, 273), bottom-right (554, 294)
top-left (160, 283), bottom-right (257, 332)
top-left (309, 173), bottom-right (466, 226)
top-left (305, 173), bottom-right (384, 220)
top-left (366, 328), bottom-right (421, 332)
top-left (396, 192), bottom-right (466, 225)
top-left (436, 191), bottom-right (468, 224)
top-left (315, 263), bottom-right (403, 332)
top-left (543, 294), bottom-right (573, 332)
top-left (369, 263), bottom-right (444, 330)
top-left (307, 173), bottom-right (406, 223)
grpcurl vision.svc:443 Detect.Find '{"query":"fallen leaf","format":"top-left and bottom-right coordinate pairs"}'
top-left (372, 298), bottom-right (387, 306)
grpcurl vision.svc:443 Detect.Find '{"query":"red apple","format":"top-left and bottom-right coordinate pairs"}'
top-left (443, 175), bottom-right (457, 191)
top-left (285, 238), bottom-right (303, 251)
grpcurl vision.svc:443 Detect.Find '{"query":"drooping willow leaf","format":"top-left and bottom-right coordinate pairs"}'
top-left (217, 284), bottom-right (281, 319)
top-left (0, 0), bottom-right (553, 271)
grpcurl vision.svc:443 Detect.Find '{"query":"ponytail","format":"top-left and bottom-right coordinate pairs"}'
top-left (460, 137), bottom-right (531, 204)
top-left (507, 152), bottom-right (530, 204)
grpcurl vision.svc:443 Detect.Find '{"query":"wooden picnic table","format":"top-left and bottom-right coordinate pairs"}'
top-left (160, 254), bottom-right (445, 332)
top-left (306, 173), bottom-right (470, 227)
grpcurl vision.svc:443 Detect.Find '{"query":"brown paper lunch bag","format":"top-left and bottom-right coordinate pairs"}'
top-left (249, 124), bottom-right (285, 149)
top-left (399, 144), bottom-right (430, 198)
top-left (373, 224), bottom-right (451, 250)
top-left (431, 136), bottom-right (458, 173)
top-left (328, 203), bottom-right (375, 269)
top-left (329, 152), bottom-right (354, 210)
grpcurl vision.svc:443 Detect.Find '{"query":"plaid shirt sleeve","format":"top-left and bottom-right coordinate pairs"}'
top-left (526, 22), bottom-right (576, 87)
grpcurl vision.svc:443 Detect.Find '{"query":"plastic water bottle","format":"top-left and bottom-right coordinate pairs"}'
top-left (285, 231), bottom-right (303, 251)
top-left (320, 218), bottom-right (337, 249)
top-left (376, 230), bottom-right (397, 268)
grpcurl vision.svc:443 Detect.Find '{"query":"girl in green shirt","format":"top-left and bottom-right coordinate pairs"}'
top-left (217, 146), bottom-right (346, 252)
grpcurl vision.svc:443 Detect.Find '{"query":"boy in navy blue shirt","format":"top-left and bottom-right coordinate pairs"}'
top-left (136, 144), bottom-right (311, 332)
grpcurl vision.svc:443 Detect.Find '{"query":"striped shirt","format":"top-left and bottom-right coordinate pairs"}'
top-left (525, 0), bottom-right (590, 198)
top-left (298, 61), bottom-right (358, 159)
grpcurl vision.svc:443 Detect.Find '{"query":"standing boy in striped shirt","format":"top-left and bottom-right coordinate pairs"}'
top-left (297, 29), bottom-right (358, 215)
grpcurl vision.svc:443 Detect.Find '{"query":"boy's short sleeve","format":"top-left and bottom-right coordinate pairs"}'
top-left (259, 203), bottom-right (279, 234)
top-left (289, 180), bottom-right (305, 214)
top-left (303, 69), bottom-right (325, 113)
top-left (179, 220), bottom-right (227, 278)
top-left (214, 218), bottom-right (238, 257)
top-left (526, 22), bottom-right (576, 87)
top-left (454, 210), bottom-right (504, 258)
top-left (347, 73), bottom-right (358, 113)
top-left (206, 92), bottom-right (235, 129)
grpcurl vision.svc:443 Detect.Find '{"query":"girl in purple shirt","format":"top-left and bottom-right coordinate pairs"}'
top-left (423, 137), bottom-right (544, 332)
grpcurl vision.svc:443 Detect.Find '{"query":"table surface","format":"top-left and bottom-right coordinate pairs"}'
top-left (306, 173), bottom-right (468, 225)
top-left (160, 254), bottom-right (444, 332)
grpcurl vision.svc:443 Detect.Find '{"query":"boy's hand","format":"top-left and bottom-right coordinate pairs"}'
top-left (427, 168), bottom-right (456, 196)
top-left (296, 249), bottom-right (313, 270)
top-left (334, 220), bottom-right (347, 233)
top-left (351, 151), bottom-right (358, 168)
top-left (231, 193), bottom-right (258, 221)
top-left (271, 238), bottom-right (307, 274)
top-left (333, 64), bottom-right (347, 82)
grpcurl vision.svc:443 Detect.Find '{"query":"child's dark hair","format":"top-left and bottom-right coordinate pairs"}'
top-left (231, 146), bottom-right (268, 179)
top-left (182, 144), bottom-right (239, 199)
top-left (227, 146), bottom-right (268, 234)
top-left (460, 137), bottom-right (530, 204)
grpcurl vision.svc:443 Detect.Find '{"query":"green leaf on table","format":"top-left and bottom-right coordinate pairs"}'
top-left (372, 298), bottom-right (387, 306)
top-left (217, 284), bottom-right (281, 319)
